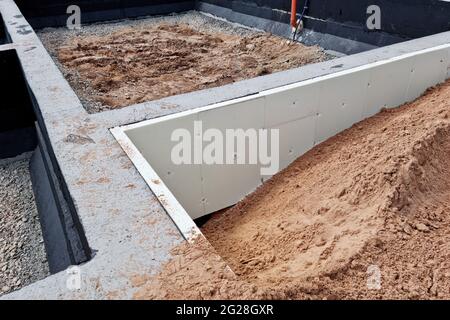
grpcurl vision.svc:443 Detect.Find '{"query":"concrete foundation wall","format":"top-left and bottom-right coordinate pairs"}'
top-left (0, 45), bottom-right (90, 272)
top-left (0, 10), bottom-right (90, 274)
top-left (200, 0), bottom-right (450, 45)
top-left (30, 145), bottom-right (72, 273)
top-left (113, 44), bottom-right (450, 233)
top-left (197, 1), bottom-right (376, 54)
top-left (30, 123), bottom-right (91, 274)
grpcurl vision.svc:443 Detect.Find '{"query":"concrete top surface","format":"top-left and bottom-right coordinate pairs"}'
top-left (0, 0), bottom-right (449, 299)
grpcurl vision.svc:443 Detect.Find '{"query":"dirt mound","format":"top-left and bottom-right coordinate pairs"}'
top-left (55, 23), bottom-right (327, 112)
top-left (132, 80), bottom-right (450, 300)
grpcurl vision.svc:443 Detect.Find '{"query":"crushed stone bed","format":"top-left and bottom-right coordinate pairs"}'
top-left (0, 154), bottom-right (49, 296)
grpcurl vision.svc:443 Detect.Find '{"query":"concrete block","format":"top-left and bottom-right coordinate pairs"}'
top-left (315, 69), bottom-right (371, 143)
top-left (406, 47), bottom-right (449, 101)
top-left (269, 115), bottom-right (316, 173)
top-left (264, 81), bottom-right (320, 128)
top-left (446, 46), bottom-right (450, 80)
top-left (198, 98), bottom-right (264, 215)
top-left (364, 56), bottom-right (414, 117)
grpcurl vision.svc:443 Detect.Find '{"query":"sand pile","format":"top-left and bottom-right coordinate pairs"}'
top-left (50, 22), bottom-right (327, 112)
top-left (132, 80), bottom-right (450, 300)
top-left (132, 236), bottom-right (265, 300)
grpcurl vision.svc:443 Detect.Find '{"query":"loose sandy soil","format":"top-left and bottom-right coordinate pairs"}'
top-left (132, 80), bottom-right (450, 300)
top-left (38, 12), bottom-right (328, 113)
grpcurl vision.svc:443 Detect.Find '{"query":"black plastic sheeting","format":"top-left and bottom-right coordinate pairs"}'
top-left (303, 0), bottom-right (450, 39)
top-left (30, 124), bottom-right (91, 274)
top-left (15, 0), bottom-right (195, 28)
top-left (201, 0), bottom-right (450, 43)
top-left (16, 0), bottom-right (193, 17)
top-left (0, 50), bottom-right (36, 159)
top-left (0, 13), bottom-right (7, 44)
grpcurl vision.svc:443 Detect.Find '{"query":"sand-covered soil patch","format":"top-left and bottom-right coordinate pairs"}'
top-left (132, 80), bottom-right (450, 300)
top-left (38, 12), bottom-right (328, 113)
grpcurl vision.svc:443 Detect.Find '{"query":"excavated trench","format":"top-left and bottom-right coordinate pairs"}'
top-left (0, 50), bottom-right (49, 295)
top-left (0, 49), bottom-right (89, 296)
top-left (131, 80), bottom-right (450, 300)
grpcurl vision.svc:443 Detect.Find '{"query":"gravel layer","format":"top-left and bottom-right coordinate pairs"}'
top-left (0, 153), bottom-right (49, 296)
top-left (39, 11), bottom-right (261, 47)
